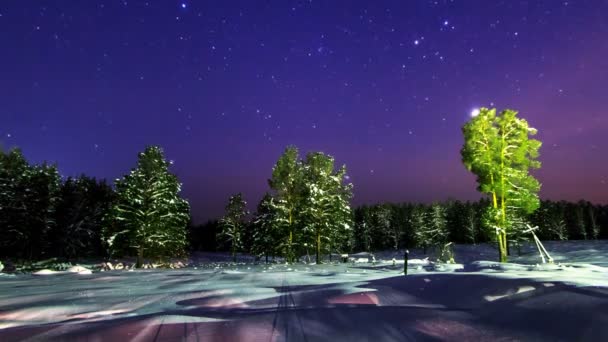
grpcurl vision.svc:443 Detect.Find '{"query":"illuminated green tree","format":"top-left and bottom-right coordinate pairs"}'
top-left (461, 108), bottom-right (541, 262)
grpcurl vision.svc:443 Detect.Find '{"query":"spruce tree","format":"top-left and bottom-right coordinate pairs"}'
top-left (218, 193), bottom-right (249, 262)
top-left (354, 206), bottom-right (373, 252)
top-left (104, 146), bottom-right (190, 267)
top-left (251, 194), bottom-right (282, 263)
top-left (373, 204), bottom-right (393, 250)
top-left (0, 149), bottom-right (30, 257)
top-left (533, 200), bottom-right (568, 241)
top-left (463, 202), bottom-right (479, 244)
top-left (588, 204), bottom-right (600, 240)
top-left (0, 149), bottom-right (60, 259)
top-left (410, 205), bottom-right (430, 253)
top-left (575, 204), bottom-right (587, 240)
top-left (51, 176), bottom-right (115, 258)
top-left (426, 203), bottom-right (450, 251)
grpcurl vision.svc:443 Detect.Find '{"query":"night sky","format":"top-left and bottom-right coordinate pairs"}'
top-left (1, 1), bottom-right (607, 222)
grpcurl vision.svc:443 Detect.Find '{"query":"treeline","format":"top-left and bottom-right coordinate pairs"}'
top-left (189, 199), bottom-right (608, 257)
top-left (2, 145), bottom-right (607, 264)
top-left (0, 147), bottom-right (189, 265)
top-left (352, 200), bottom-right (608, 251)
top-left (0, 149), bottom-right (115, 260)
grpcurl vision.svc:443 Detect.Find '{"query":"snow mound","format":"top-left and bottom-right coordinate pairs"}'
top-left (33, 269), bottom-right (59, 275)
top-left (32, 266), bottom-right (93, 275)
top-left (407, 258), bottom-right (430, 265)
top-left (67, 266), bottom-right (92, 274)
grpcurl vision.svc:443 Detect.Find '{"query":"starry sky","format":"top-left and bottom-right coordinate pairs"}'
top-left (1, 1), bottom-right (607, 222)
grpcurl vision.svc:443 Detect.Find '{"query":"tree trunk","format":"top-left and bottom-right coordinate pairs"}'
top-left (288, 210), bottom-right (293, 263)
top-left (497, 236), bottom-right (501, 262)
top-left (497, 232), bottom-right (507, 263)
top-left (316, 231), bottom-right (321, 264)
top-left (517, 243), bottom-right (522, 256)
top-left (136, 246), bottom-right (144, 268)
top-left (288, 230), bottom-right (293, 263)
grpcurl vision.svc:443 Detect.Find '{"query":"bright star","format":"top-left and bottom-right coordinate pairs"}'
top-left (181, 3), bottom-right (186, 9)
top-left (471, 108), bottom-right (480, 117)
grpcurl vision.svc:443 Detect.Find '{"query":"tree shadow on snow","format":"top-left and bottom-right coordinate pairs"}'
top-left (1, 272), bottom-right (607, 341)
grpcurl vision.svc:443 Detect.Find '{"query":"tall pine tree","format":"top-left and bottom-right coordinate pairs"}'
top-left (251, 193), bottom-right (283, 263)
top-left (0, 149), bottom-right (60, 259)
top-left (104, 146), bottom-right (190, 267)
top-left (268, 146), bottom-right (304, 263)
top-left (50, 176), bottom-right (115, 258)
top-left (218, 193), bottom-right (249, 262)
top-left (300, 152), bottom-right (353, 264)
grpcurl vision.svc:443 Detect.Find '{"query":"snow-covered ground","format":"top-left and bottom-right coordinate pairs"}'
top-left (1, 240), bottom-right (607, 341)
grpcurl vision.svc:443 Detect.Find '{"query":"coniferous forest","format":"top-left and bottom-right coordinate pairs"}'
top-left (2, 144), bottom-right (607, 264)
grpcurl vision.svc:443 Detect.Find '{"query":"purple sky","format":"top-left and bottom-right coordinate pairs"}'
top-left (1, 1), bottom-right (607, 222)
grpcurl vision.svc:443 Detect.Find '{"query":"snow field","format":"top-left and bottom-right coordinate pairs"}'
top-left (0, 240), bottom-right (607, 341)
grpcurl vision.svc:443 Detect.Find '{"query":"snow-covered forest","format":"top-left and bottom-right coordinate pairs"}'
top-left (2, 144), bottom-right (607, 269)
top-left (2, 110), bottom-right (608, 341)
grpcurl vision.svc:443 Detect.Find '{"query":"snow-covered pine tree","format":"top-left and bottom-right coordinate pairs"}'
top-left (251, 194), bottom-right (283, 262)
top-left (326, 168), bottom-right (354, 259)
top-left (268, 146), bottom-right (304, 263)
top-left (0, 148), bottom-right (60, 259)
top-left (540, 201), bottom-right (568, 240)
top-left (373, 204), bottom-right (394, 250)
top-left (104, 146), bottom-right (190, 268)
top-left (410, 205), bottom-right (430, 253)
top-left (506, 212), bottom-right (531, 256)
top-left (587, 204), bottom-right (600, 240)
top-left (575, 204), bottom-right (587, 240)
top-left (218, 193), bottom-right (249, 262)
top-left (353, 206), bottom-right (373, 253)
top-left (26, 162), bottom-right (61, 259)
top-left (389, 204), bottom-right (408, 250)
top-left (0, 148), bottom-right (30, 258)
top-left (425, 203), bottom-right (450, 257)
top-left (300, 152), bottom-right (352, 264)
top-left (464, 202), bottom-right (478, 244)
top-left (51, 176), bottom-right (115, 258)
